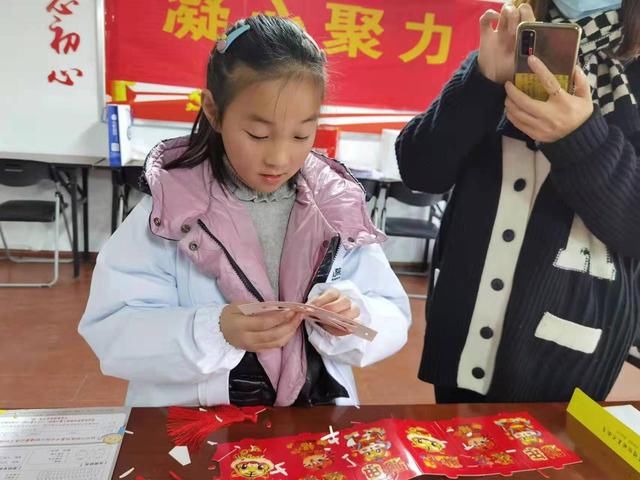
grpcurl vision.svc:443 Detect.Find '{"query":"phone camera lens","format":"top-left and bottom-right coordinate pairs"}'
top-left (521, 30), bottom-right (536, 56)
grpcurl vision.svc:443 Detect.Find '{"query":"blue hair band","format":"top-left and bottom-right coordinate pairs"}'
top-left (216, 24), bottom-right (251, 54)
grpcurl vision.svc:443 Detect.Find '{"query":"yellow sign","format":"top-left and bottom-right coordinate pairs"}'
top-left (400, 13), bottom-right (452, 65)
top-left (163, 0), bottom-right (230, 41)
top-left (323, 2), bottom-right (384, 59)
top-left (567, 388), bottom-right (640, 474)
top-left (252, 0), bottom-right (305, 30)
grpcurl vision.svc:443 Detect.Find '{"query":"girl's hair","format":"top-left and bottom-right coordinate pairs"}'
top-left (166, 15), bottom-right (327, 182)
top-left (514, 0), bottom-right (640, 60)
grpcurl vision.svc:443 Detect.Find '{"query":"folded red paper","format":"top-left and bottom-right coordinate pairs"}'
top-left (212, 413), bottom-right (581, 479)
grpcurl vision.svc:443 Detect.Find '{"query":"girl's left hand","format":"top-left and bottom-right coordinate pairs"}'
top-left (504, 55), bottom-right (594, 143)
top-left (308, 287), bottom-right (360, 337)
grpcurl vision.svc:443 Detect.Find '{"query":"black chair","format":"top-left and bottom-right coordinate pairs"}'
top-left (380, 182), bottom-right (444, 299)
top-left (0, 159), bottom-right (72, 287)
top-left (630, 340), bottom-right (640, 369)
top-left (355, 177), bottom-right (382, 224)
top-left (112, 165), bottom-right (145, 232)
top-left (627, 341), bottom-right (640, 368)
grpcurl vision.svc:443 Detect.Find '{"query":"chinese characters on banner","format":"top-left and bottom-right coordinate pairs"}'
top-left (105, 0), bottom-right (501, 122)
top-left (47, 0), bottom-right (83, 86)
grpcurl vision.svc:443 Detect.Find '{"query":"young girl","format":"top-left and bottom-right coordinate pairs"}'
top-left (397, 0), bottom-right (640, 403)
top-left (79, 15), bottom-right (410, 407)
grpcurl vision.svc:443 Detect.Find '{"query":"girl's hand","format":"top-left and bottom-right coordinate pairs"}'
top-left (478, 2), bottom-right (536, 84)
top-left (220, 304), bottom-right (303, 351)
top-left (505, 57), bottom-right (594, 143)
top-left (308, 288), bottom-right (360, 337)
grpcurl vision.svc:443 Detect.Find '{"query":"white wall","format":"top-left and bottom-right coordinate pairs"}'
top-left (0, 2), bottom-right (434, 264)
top-left (0, 1), bottom-right (105, 156)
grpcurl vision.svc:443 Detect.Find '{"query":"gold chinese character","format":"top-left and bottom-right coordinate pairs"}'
top-left (186, 90), bottom-right (202, 111)
top-left (324, 2), bottom-right (383, 59)
top-left (163, 0), bottom-right (229, 41)
top-left (400, 12), bottom-right (452, 64)
top-left (252, 0), bottom-right (304, 29)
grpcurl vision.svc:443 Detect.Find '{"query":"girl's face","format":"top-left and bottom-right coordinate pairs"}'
top-left (218, 75), bottom-right (322, 193)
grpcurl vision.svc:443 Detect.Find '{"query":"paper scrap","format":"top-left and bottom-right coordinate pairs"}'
top-left (214, 445), bottom-right (240, 462)
top-left (169, 446), bottom-right (191, 466)
top-left (342, 453), bottom-right (357, 467)
top-left (273, 462), bottom-right (288, 476)
top-left (119, 467), bottom-right (135, 478)
top-left (321, 425), bottom-right (340, 445)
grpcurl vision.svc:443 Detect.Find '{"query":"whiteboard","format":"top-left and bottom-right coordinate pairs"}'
top-left (0, 1), bottom-right (106, 156)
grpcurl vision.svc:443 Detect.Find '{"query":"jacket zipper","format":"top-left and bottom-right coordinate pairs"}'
top-left (197, 219), bottom-right (265, 302)
top-left (304, 235), bottom-right (341, 300)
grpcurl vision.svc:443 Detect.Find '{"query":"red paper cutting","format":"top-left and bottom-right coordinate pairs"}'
top-left (213, 413), bottom-right (581, 479)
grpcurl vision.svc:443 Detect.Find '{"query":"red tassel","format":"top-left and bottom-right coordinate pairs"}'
top-left (167, 405), bottom-right (266, 452)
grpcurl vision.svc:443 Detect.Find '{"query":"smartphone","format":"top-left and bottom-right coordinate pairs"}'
top-left (514, 22), bottom-right (581, 101)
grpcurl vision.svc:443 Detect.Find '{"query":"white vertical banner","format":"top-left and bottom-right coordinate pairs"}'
top-left (0, 0), bottom-right (106, 156)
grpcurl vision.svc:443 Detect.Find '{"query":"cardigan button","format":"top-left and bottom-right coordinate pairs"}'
top-left (189, 242), bottom-right (199, 251)
top-left (502, 229), bottom-right (515, 242)
top-left (480, 327), bottom-right (494, 339)
top-left (153, 217), bottom-right (161, 227)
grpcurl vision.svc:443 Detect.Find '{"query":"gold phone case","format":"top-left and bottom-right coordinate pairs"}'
top-left (514, 22), bottom-right (581, 101)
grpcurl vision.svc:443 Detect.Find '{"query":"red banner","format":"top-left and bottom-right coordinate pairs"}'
top-left (105, 0), bottom-right (500, 124)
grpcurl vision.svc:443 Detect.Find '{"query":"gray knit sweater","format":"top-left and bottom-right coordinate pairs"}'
top-left (225, 160), bottom-right (296, 296)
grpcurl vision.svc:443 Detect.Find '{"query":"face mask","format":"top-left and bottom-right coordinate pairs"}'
top-left (553, 0), bottom-right (622, 19)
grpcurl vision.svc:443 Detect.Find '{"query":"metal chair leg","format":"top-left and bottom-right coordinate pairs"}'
top-left (392, 239), bottom-right (431, 277)
top-left (118, 193), bottom-right (125, 227)
top-left (0, 196), bottom-right (61, 287)
top-left (0, 194), bottom-right (72, 265)
top-left (407, 293), bottom-right (427, 300)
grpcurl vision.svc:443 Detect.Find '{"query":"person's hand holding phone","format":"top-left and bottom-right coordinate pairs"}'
top-left (478, 3), bottom-right (536, 84)
top-left (505, 57), bottom-right (594, 143)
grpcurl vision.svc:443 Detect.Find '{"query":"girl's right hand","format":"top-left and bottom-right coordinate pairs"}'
top-left (220, 304), bottom-right (304, 352)
top-left (478, 2), bottom-right (536, 85)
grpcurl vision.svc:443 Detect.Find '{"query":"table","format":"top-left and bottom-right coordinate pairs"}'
top-left (112, 402), bottom-right (640, 479)
top-left (94, 158), bottom-right (145, 233)
top-left (0, 152), bottom-right (104, 277)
